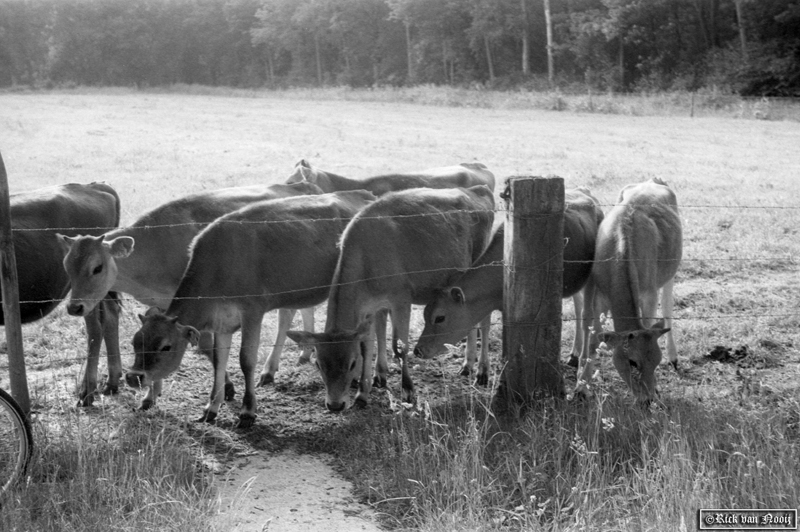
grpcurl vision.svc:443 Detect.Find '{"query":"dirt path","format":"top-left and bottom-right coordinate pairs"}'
top-left (213, 450), bottom-right (382, 532)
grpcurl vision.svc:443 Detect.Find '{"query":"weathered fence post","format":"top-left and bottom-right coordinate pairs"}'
top-left (494, 176), bottom-right (564, 410)
top-left (0, 152), bottom-right (31, 414)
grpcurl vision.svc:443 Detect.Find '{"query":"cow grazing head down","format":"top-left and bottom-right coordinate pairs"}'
top-left (595, 320), bottom-right (670, 403)
top-left (58, 233), bottom-right (134, 316)
top-left (125, 308), bottom-right (199, 392)
top-left (415, 287), bottom-right (469, 359)
top-left (287, 319), bottom-right (372, 412)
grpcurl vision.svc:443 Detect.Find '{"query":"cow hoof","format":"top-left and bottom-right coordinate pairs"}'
top-left (139, 399), bottom-right (154, 411)
top-left (76, 394), bottom-right (94, 408)
top-left (458, 366), bottom-right (471, 378)
top-left (372, 376), bottom-right (387, 389)
top-left (197, 411), bottom-right (217, 425)
top-left (102, 384), bottom-right (119, 396)
top-left (354, 396), bottom-right (368, 409)
top-left (401, 389), bottom-right (415, 405)
top-left (224, 383), bottom-right (235, 401)
top-left (236, 414), bottom-right (256, 429)
top-left (474, 373), bottom-right (489, 387)
top-left (567, 355), bottom-right (579, 368)
top-left (257, 373), bottom-right (274, 387)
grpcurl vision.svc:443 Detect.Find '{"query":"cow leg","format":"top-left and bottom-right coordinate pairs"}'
top-left (661, 278), bottom-right (678, 370)
top-left (355, 326), bottom-right (377, 408)
top-left (372, 308), bottom-right (389, 388)
top-left (298, 307), bottom-right (315, 364)
top-left (237, 314), bottom-right (262, 429)
top-left (575, 279), bottom-right (597, 398)
top-left (197, 331), bottom-right (235, 401)
top-left (391, 304), bottom-right (414, 404)
top-left (77, 306), bottom-right (104, 407)
top-left (258, 308), bottom-right (293, 387)
top-left (140, 378), bottom-right (162, 410)
top-left (459, 328), bottom-right (478, 378)
top-left (567, 292), bottom-right (584, 368)
top-left (199, 332), bottom-right (233, 424)
top-left (474, 315), bottom-right (492, 387)
top-left (100, 295), bottom-right (123, 396)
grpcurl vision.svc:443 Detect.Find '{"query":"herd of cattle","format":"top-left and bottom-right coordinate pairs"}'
top-left (3, 155), bottom-right (682, 428)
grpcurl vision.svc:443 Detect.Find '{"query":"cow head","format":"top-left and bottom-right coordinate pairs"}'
top-left (415, 287), bottom-right (470, 359)
top-left (287, 319), bottom-right (372, 412)
top-left (285, 159), bottom-right (316, 185)
top-left (125, 308), bottom-right (199, 390)
top-left (58, 233), bottom-right (134, 316)
top-left (596, 320), bottom-right (670, 403)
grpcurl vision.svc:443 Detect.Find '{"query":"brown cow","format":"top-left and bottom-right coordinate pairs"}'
top-left (286, 159), bottom-right (495, 196)
top-left (287, 186), bottom-right (495, 412)
top-left (287, 159), bottom-right (496, 383)
top-left (59, 181), bottom-right (322, 408)
top-left (1, 153), bottom-right (121, 406)
top-left (415, 187), bottom-right (604, 385)
top-left (126, 190), bottom-right (376, 428)
top-left (575, 178), bottom-right (682, 403)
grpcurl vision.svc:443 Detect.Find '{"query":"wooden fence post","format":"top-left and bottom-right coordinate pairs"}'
top-left (0, 152), bottom-right (31, 414)
top-left (494, 176), bottom-right (564, 410)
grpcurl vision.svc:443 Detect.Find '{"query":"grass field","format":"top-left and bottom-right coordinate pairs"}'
top-left (0, 87), bottom-right (799, 531)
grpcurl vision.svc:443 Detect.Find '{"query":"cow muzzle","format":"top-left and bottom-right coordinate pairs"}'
top-left (66, 302), bottom-right (87, 316)
top-left (125, 371), bottom-right (148, 389)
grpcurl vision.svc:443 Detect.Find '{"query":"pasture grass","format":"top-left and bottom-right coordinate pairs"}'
top-left (331, 385), bottom-right (800, 531)
top-left (0, 88), bottom-right (799, 530)
top-left (0, 406), bottom-right (216, 531)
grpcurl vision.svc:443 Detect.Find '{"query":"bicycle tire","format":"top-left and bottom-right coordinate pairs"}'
top-left (0, 387), bottom-right (33, 496)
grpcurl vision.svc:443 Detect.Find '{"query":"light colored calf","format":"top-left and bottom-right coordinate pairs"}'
top-left (576, 178), bottom-right (682, 403)
top-left (287, 185), bottom-right (495, 412)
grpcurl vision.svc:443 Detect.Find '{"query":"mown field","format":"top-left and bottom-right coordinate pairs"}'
top-left (0, 87), bottom-right (799, 531)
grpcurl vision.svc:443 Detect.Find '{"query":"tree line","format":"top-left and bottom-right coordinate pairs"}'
top-left (0, 0), bottom-right (798, 95)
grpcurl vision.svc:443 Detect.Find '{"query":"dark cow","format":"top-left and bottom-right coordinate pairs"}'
top-left (415, 187), bottom-right (604, 385)
top-left (575, 178), bottom-right (682, 403)
top-left (1, 155), bottom-right (121, 405)
top-left (287, 186), bottom-right (495, 412)
top-left (286, 159), bottom-right (496, 196)
top-left (58, 181), bottom-right (322, 408)
top-left (126, 190), bottom-right (376, 428)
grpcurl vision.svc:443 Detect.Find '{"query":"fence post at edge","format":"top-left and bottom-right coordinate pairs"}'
top-left (0, 152), bottom-right (31, 415)
top-left (494, 176), bottom-right (564, 411)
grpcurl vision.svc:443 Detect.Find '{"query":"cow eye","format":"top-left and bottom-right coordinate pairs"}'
top-left (629, 360), bottom-right (639, 370)
top-left (93, 264), bottom-right (103, 275)
top-left (349, 360), bottom-right (357, 372)
top-left (434, 315), bottom-right (445, 324)
top-left (160, 345), bottom-right (171, 353)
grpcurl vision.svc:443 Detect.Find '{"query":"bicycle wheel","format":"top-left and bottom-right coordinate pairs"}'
top-left (0, 387), bottom-right (33, 496)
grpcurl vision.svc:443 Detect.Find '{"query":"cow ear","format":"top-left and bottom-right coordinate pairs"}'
top-left (138, 313), bottom-right (147, 324)
top-left (287, 330), bottom-right (318, 347)
top-left (106, 236), bottom-right (134, 259)
top-left (56, 233), bottom-right (76, 253)
top-left (449, 287), bottom-right (466, 304)
top-left (597, 331), bottom-right (620, 346)
top-left (182, 325), bottom-right (200, 346)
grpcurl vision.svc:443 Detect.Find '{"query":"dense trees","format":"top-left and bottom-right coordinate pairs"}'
top-left (0, 0), bottom-right (797, 95)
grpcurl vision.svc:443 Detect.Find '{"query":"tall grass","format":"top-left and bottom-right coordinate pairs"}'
top-left (0, 408), bottom-right (217, 532)
top-left (334, 383), bottom-right (800, 531)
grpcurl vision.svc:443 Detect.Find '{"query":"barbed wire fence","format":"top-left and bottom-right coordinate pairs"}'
top-left (3, 201), bottom-right (799, 365)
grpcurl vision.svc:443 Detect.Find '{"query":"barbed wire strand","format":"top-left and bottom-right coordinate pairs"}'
top-left (7, 201), bottom-right (800, 233)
